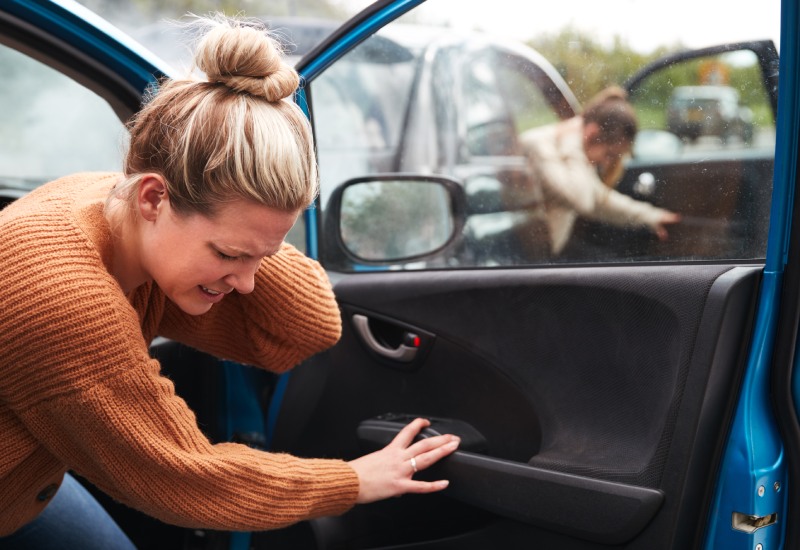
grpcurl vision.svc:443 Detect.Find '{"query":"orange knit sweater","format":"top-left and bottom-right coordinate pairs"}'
top-left (0, 173), bottom-right (358, 536)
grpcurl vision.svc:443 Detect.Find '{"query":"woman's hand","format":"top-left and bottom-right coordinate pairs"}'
top-left (653, 210), bottom-right (682, 241)
top-left (348, 418), bottom-right (460, 504)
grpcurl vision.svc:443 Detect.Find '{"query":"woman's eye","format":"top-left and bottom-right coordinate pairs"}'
top-left (216, 251), bottom-right (238, 261)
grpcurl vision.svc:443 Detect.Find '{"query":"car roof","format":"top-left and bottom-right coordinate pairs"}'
top-left (671, 85), bottom-right (740, 99)
top-left (291, 17), bottom-right (580, 113)
top-left (126, 14), bottom-right (579, 115)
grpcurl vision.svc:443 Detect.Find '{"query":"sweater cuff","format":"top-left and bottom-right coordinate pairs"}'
top-left (300, 458), bottom-right (360, 519)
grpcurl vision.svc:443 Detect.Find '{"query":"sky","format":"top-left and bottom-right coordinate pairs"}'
top-left (342, 0), bottom-right (782, 54)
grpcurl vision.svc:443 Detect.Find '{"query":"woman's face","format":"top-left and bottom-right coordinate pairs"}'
top-left (582, 122), bottom-right (631, 171)
top-left (140, 196), bottom-right (300, 316)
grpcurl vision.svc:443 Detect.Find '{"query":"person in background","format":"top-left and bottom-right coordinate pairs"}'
top-left (0, 14), bottom-right (459, 549)
top-left (515, 85), bottom-right (680, 257)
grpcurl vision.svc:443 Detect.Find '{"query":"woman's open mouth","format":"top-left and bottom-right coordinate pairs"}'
top-left (199, 285), bottom-right (228, 303)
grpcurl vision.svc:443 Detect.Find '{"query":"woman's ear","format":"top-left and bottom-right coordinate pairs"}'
top-left (583, 121), bottom-right (602, 143)
top-left (137, 174), bottom-right (168, 222)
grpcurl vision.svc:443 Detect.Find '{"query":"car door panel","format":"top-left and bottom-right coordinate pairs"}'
top-left (624, 157), bottom-right (773, 257)
top-left (272, 264), bottom-right (759, 548)
top-left (1, 1), bottom-right (791, 550)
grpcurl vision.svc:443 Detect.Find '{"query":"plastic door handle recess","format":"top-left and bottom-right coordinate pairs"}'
top-left (352, 314), bottom-right (418, 362)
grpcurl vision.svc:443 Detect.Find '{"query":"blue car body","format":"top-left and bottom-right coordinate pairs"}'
top-left (299, 3), bottom-right (798, 547)
top-left (1, 1), bottom-right (798, 549)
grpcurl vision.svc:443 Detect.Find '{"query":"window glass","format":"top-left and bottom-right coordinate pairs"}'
top-left (0, 44), bottom-right (126, 194)
top-left (312, 1), bottom-right (779, 271)
top-left (463, 52), bottom-right (517, 156)
top-left (603, 49), bottom-right (777, 262)
top-left (311, 33), bottom-right (417, 209)
top-left (0, 42), bottom-right (316, 254)
top-left (631, 51), bottom-right (774, 144)
top-left (496, 59), bottom-right (562, 134)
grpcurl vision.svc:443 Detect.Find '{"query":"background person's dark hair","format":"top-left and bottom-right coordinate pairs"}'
top-left (582, 85), bottom-right (637, 145)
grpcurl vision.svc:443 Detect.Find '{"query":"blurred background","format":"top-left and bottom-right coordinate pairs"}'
top-left (73, 0), bottom-right (780, 106)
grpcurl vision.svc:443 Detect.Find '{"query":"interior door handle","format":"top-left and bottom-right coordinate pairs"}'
top-left (352, 314), bottom-right (420, 362)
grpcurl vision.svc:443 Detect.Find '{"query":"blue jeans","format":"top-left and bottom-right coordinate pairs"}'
top-left (0, 473), bottom-right (135, 549)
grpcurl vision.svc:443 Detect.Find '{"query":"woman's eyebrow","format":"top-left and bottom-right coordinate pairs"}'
top-left (213, 242), bottom-right (281, 259)
top-left (212, 242), bottom-right (256, 258)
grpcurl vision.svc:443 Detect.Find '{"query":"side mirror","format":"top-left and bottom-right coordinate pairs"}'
top-left (323, 174), bottom-right (467, 270)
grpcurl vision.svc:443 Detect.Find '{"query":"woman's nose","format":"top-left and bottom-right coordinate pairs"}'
top-left (224, 262), bottom-right (258, 294)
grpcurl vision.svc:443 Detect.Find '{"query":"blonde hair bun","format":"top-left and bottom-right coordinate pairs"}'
top-left (123, 12), bottom-right (318, 216)
top-left (194, 16), bottom-right (299, 102)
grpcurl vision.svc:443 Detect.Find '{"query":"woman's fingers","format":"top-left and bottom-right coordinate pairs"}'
top-left (402, 478), bottom-right (451, 494)
top-left (393, 418), bottom-right (461, 474)
top-left (407, 434), bottom-right (459, 463)
top-left (408, 436), bottom-right (460, 473)
top-left (348, 419), bottom-right (461, 504)
top-left (400, 436), bottom-right (459, 494)
top-left (390, 417), bottom-right (431, 448)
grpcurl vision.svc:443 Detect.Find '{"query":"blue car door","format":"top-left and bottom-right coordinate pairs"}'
top-left (3, 1), bottom-right (798, 549)
top-left (260, 1), bottom-right (800, 549)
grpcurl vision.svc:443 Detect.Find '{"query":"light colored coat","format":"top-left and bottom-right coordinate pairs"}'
top-left (519, 117), bottom-right (668, 254)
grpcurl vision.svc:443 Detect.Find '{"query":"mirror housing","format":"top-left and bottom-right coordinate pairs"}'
top-left (322, 174), bottom-right (467, 270)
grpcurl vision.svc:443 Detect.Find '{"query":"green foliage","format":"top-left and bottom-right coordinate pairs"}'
top-left (729, 64), bottom-right (774, 124)
top-left (527, 25), bottom-right (774, 130)
top-left (526, 25), bottom-right (671, 105)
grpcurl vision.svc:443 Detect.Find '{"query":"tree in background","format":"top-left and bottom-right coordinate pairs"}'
top-left (527, 25), bottom-right (680, 105)
top-left (527, 25), bottom-right (769, 130)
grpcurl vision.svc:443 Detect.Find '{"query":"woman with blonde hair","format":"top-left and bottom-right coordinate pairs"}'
top-left (0, 15), bottom-right (458, 549)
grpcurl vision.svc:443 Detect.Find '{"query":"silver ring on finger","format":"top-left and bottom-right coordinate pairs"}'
top-left (410, 456), bottom-right (418, 474)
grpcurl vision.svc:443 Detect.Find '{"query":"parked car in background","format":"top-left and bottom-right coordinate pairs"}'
top-left (667, 85), bottom-right (754, 143)
top-left (1, 2), bottom-right (797, 550)
top-left (311, 32), bottom-right (777, 266)
top-left (306, 23), bottom-right (580, 266)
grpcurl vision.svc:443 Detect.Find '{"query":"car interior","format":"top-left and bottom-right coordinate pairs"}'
top-left (0, 0), bottom-right (788, 549)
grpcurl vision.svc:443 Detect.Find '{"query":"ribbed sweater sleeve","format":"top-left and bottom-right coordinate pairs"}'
top-left (0, 174), bottom-right (358, 531)
top-left (157, 243), bottom-right (342, 372)
top-left (17, 365), bottom-right (358, 530)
